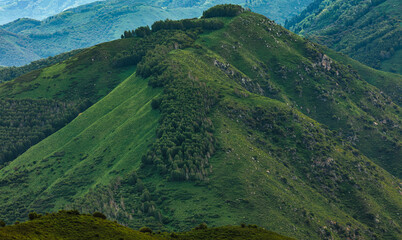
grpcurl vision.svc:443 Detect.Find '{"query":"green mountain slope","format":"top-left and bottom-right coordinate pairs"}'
top-left (0, 6), bottom-right (401, 239)
top-left (0, 0), bottom-right (315, 67)
top-left (285, 0), bottom-right (402, 74)
top-left (0, 38), bottom-right (143, 168)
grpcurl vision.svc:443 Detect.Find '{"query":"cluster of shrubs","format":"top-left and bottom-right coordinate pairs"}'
top-left (121, 18), bottom-right (224, 40)
top-left (151, 19), bottom-right (224, 32)
top-left (112, 49), bottom-right (145, 68)
top-left (28, 212), bottom-right (42, 220)
top-left (121, 26), bottom-right (151, 39)
top-left (136, 41), bottom-right (218, 181)
top-left (202, 4), bottom-right (245, 18)
top-left (116, 29), bottom-right (197, 69)
top-left (125, 172), bottom-right (162, 221)
top-left (139, 226), bottom-right (153, 234)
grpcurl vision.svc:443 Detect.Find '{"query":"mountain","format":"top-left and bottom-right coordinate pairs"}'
top-left (0, 0), bottom-right (315, 67)
top-left (0, 5), bottom-right (401, 239)
top-left (0, 0), bottom-right (99, 25)
top-left (0, 211), bottom-right (292, 240)
top-left (285, 0), bottom-right (402, 74)
top-left (0, 28), bottom-right (40, 66)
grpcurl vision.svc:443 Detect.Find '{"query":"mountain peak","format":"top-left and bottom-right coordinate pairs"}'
top-left (0, 5), bottom-right (400, 239)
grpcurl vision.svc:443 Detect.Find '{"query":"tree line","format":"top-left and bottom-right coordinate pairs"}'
top-left (202, 4), bottom-right (245, 18)
top-left (121, 18), bottom-right (225, 39)
top-left (136, 35), bottom-right (218, 181)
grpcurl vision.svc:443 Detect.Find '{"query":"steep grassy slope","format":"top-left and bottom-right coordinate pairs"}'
top-left (200, 12), bottom-right (401, 178)
top-left (0, 211), bottom-right (292, 240)
top-left (0, 0), bottom-right (315, 67)
top-left (324, 47), bottom-right (402, 105)
top-left (0, 6), bottom-right (401, 240)
top-left (0, 38), bottom-right (139, 169)
top-left (0, 72), bottom-right (161, 222)
top-left (285, 0), bottom-right (402, 74)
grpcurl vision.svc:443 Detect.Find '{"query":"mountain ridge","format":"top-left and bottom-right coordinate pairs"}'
top-left (0, 6), bottom-right (400, 239)
top-left (0, 0), bottom-right (315, 67)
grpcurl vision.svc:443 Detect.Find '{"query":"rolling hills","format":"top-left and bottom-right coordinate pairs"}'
top-left (0, 0), bottom-right (99, 25)
top-left (0, 5), bottom-right (401, 240)
top-left (285, 0), bottom-right (402, 74)
top-left (0, 0), bottom-right (315, 67)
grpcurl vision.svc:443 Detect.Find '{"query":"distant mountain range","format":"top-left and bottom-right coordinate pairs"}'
top-left (0, 0), bottom-right (100, 25)
top-left (0, 0), bottom-right (314, 67)
top-left (285, 0), bottom-right (402, 74)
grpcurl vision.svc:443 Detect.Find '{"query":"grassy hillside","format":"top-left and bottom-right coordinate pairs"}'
top-left (0, 6), bottom-right (400, 240)
top-left (323, 47), bottom-right (402, 105)
top-left (285, 0), bottom-right (402, 74)
top-left (0, 49), bottom-right (82, 83)
top-left (0, 38), bottom-right (141, 168)
top-left (0, 0), bottom-right (315, 67)
top-left (0, 211), bottom-right (293, 240)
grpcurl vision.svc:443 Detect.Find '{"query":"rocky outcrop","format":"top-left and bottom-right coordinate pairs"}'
top-left (214, 59), bottom-right (264, 95)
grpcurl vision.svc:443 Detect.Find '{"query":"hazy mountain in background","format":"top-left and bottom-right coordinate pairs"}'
top-left (285, 0), bottom-right (402, 74)
top-left (0, 0), bottom-right (101, 25)
top-left (0, 0), bottom-right (314, 67)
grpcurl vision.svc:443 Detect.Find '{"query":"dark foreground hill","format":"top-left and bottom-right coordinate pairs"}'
top-left (0, 211), bottom-right (292, 240)
top-left (0, 0), bottom-right (314, 67)
top-left (0, 5), bottom-right (400, 240)
top-left (285, 0), bottom-right (402, 74)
